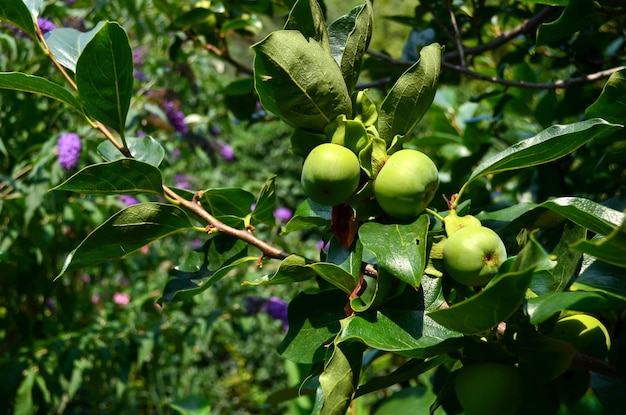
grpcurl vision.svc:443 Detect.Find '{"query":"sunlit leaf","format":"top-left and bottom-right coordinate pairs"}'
top-left (97, 136), bottom-right (165, 167)
top-left (0, 0), bottom-right (36, 39)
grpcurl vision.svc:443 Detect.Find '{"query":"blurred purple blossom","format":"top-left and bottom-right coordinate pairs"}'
top-left (189, 239), bottom-right (204, 249)
top-left (132, 47), bottom-right (146, 66)
top-left (119, 195), bottom-right (140, 206)
top-left (174, 174), bottom-right (191, 189)
top-left (66, 0), bottom-right (77, 4)
top-left (218, 142), bottom-right (235, 161)
top-left (57, 132), bottom-right (81, 170)
top-left (264, 297), bottom-right (289, 331)
top-left (37, 18), bottom-right (57, 34)
top-left (316, 239), bottom-right (330, 253)
top-left (133, 69), bottom-right (148, 82)
top-left (136, 129), bottom-right (146, 138)
top-left (274, 207), bottom-right (293, 223)
top-left (171, 148), bottom-right (181, 159)
top-left (91, 293), bottom-right (101, 305)
top-left (163, 100), bottom-right (188, 134)
top-left (209, 125), bottom-right (221, 137)
top-left (250, 203), bottom-right (256, 211)
top-left (45, 298), bottom-right (57, 314)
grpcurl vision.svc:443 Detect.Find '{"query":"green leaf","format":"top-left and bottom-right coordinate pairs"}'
top-left (0, 72), bottom-right (82, 112)
top-left (314, 340), bottom-right (364, 415)
top-left (159, 235), bottom-right (257, 304)
top-left (284, 0), bottom-right (329, 50)
top-left (427, 236), bottom-right (547, 334)
top-left (311, 262), bottom-right (358, 294)
top-left (51, 159), bottom-right (163, 195)
top-left (526, 291), bottom-right (621, 325)
top-left (283, 199), bottom-right (332, 233)
top-left (327, 1), bottom-right (373, 93)
top-left (200, 188), bottom-right (255, 219)
top-left (536, 0), bottom-right (595, 46)
top-left (572, 257), bottom-right (626, 301)
top-left (75, 21), bottom-right (133, 136)
top-left (536, 197), bottom-right (624, 236)
top-left (586, 68), bottom-right (626, 124)
top-left (278, 290), bottom-right (346, 364)
top-left (251, 175), bottom-right (277, 226)
top-left (252, 30), bottom-right (352, 131)
top-left (168, 395), bottom-right (211, 415)
top-left (460, 119), bottom-right (620, 199)
top-left (571, 215), bottom-right (626, 268)
top-left (97, 136), bottom-right (165, 167)
top-left (244, 254), bottom-right (318, 286)
top-left (358, 215), bottom-right (429, 289)
top-left (0, 0), bottom-right (36, 39)
top-left (44, 23), bottom-right (105, 72)
top-left (339, 309), bottom-right (463, 358)
top-left (58, 203), bottom-right (195, 276)
top-left (377, 43), bottom-right (442, 145)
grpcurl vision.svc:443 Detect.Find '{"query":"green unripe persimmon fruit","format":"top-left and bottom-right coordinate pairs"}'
top-left (443, 210), bottom-right (482, 237)
top-left (443, 226), bottom-right (507, 286)
top-left (550, 314), bottom-right (611, 359)
top-left (301, 143), bottom-right (361, 206)
top-left (455, 362), bottom-right (522, 415)
top-left (374, 149), bottom-right (439, 220)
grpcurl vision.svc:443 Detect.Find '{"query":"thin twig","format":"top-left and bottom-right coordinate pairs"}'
top-left (447, 0), bottom-right (466, 68)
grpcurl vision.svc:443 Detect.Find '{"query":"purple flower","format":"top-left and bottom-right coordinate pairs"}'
top-left (119, 195), bottom-right (140, 206)
top-left (163, 100), bottom-right (188, 134)
top-left (316, 239), bottom-right (330, 253)
top-left (218, 142), bottom-right (235, 161)
top-left (132, 47), bottom-right (146, 66)
top-left (57, 133), bottom-right (81, 169)
top-left (274, 207), bottom-right (293, 223)
top-left (209, 125), bottom-right (221, 137)
top-left (264, 297), bottom-right (289, 331)
top-left (113, 292), bottom-right (130, 306)
top-left (37, 18), bottom-right (57, 35)
top-left (66, 0), bottom-right (76, 4)
top-left (133, 69), bottom-right (147, 82)
top-left (174, 174), bottom-right (191, 189)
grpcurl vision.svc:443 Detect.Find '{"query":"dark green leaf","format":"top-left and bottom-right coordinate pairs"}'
top-left (536, 0), bottom-right (595, 46)
top-left (339, 309), bottom-right (463, 358)
top-left (586, 68), bottom-right (626, 124)
top-left (0, 0), bottom-right (36, 39)
top-left (328, 2), bottom-right (373, 93)
top-left (251, 175), bottom-right (277, 226)
top-left (167, 395), bottom-right (211, 415)
top-left (283, 199), bottom-right (332, 233)
top-left (0, 72), bottom-right (81, 112)
top-left (284, 0), bottom-right (329, 50)
top-left (58, 203), bottom-right (195, 276)
top-left (377, 43), bottom-right (442, 145)
top-left (252, 30), bottom-right (352, 131)
top-left (97, 136), bottom-right (165, 167)
top-left (200, 188), bottom-right (255, 219)
top-left (159, 235), bottom-right (256, 304)
top-left (572, 256), bottom-right (626, 301)
top-left (358, 215), bottom-right (429, 288)
top-left (75, 21), bottom-right (133, 136)
top-left (526, 291), bottom-right (621, 325)
top-left (460, 119), bottom-right (619, 197)
top-left (44, 22), bottom-right (105, 72)
top-left (310, 262), bottom-right (358, 294)
top-left (51, 159), bottom-right (163, 195)
top-left (571, 216), bottom-right (626, 268)
top-left (244, 255), bottom-right (318, 286)
top-left (278, 290), bottom-right (346, 364)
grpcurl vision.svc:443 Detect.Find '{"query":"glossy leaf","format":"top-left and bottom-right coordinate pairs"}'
top-left (526, 291), bottom-right (621, 325)
top-left (278, 290), bottom-right (346, 364)
top-left (536, 0), bottom-right (595, 46)
top-left (537, 197), bottom-right (624, 236)
top-left (573, 257), bottom-right (626, 301)
top-left (460, 119), bottom-right (619, 197)
top-left (427, 236), bottom-right (548, 334)
top-left (0, 72), bottom-right (81, 112)
top-left (571, 216), bottom-right (626, 268)
top-left (283, 199), bottom-right (332, 233)
top-left (0, 0), bottom-right (36, 39)
top-left (340, 308), bottom-right (463, 358)
top-left (328, 1), bottom-right (373, 93)
top-left (377, 43), bottom-right (442, 145)
top-left (252, 30), bottom-right (352, 131)
top-left (358, 215), bottom-right (429, 288)
top-left (310, 262), bottom-right (358, 294)
top-left (284, 0), bottom-right (329, 50)
top-left (51, 159), bottom-right (163, 195)
top-left (58, 203), bottom-right (195, 276)
top-left (159, 235), bottom-right (257, 304)
top-left (75, 21), bottom-right (133, 136)
top-left (200, 188), bottom-right (255, 219)
top-left (168, 395), bottom-right (212, 415)
top-left (244, 255), bottom-right (318, 286)
top-left (314, 340), bottom-right (364, 415)
top-left (44, 23), bottom-right (105, 72)
top-left (97, 136), bottom-right (165, 167)
top-left (250, 175), bottom-right (277, 226)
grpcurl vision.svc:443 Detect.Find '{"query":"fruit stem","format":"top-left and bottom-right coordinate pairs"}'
top-left (425, 208), bottom-right (445, 222)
